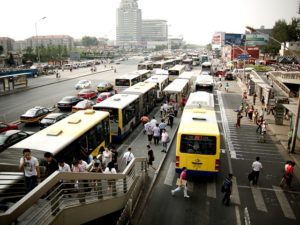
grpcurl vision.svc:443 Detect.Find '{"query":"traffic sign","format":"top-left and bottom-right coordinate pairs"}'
top-left (238, 54), bottom-right (250, 60)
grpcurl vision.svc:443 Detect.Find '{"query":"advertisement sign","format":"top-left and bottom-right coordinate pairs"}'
top-left (245, 34), bottom-right (269, 46)
top-left (224, 33), bottom-right (245, 46)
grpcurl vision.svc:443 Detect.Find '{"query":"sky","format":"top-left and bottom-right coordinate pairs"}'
top-left (0, 0), bottom-right (298, 45)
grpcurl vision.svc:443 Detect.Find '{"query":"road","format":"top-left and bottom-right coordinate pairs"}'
top-left (0, 58), bottom-right (140, 127)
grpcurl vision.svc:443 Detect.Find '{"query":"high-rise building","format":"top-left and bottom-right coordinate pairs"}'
top-left (26, 35), bottom-right (74, 50)
top-left (116, 0), bottom-right (142, 48)
top-left (142, 20), bottom-right (168, 42)
top-left (0, 37), bottom-right (15, 54)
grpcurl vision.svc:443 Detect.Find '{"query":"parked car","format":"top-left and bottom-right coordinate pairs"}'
top-left (57, 96), bottom-right (82, 111)
top-left (20, 106), bottom-right (51, 124)
top-left (0, 130), bottom-right (34, 152)
top-left (224, 72), bottom-right (235, 80)
top-left (72, 100), bottom-right (95, 112)
top-left (74, 80), bottom-right (92, 90)
top-left (96, 81), bottom-right (114, 93)
top-left (96, 91), bottom-right (115, 103)
top-left (77, 89), bottom-right (97, 99)
top-left (0, 122), bottom-right (18, 133)
top-left (39, 113), bottom-right (69, 129)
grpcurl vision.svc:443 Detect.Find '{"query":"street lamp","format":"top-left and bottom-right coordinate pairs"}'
top-left (35, 16), bottom-right (47, 64)
top-left (246, 25), bottom-right (299, 153)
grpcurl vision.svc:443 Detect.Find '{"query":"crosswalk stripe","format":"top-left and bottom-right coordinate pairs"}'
top-left (251, 186), bottom-right (268, 212)
top-left (272, 186), bottom-right (296, 220)
top-left (206, 181), bottom-right (216, 198)
top-left (164, 162), bottom-right (175, 186)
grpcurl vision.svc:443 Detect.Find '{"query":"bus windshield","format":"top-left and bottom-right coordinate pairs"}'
top-left (115, 79), bottom-right (130, 86)
top-left (97, 107), bottom-right (119, 133)
top-left (180, 134), bottom-right (216, 155)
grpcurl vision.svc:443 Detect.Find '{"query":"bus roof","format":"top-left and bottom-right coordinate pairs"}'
top-left (195, 75), bottom-right (214, 85)
top-left (202, 61), bottom-right (212, 66)
top-left (5, 110), bottom-right (109, 161)
top-left (115, 73), bottom-right (141, 80)
top-left (185, 91), bottom-right (214, 110)
top-left (154, 69), bottom-right (168, 75)
top-left (130, 69), bottom-right (151, 75)
top-left (123, 82), bottom-right (156, 96)
top-left (178, 71), bottom-right (195, 80)
top-left (163, 79), bottom-right (189, 93)
top-left (178, 108), bottom-right (219, 135)
top-left (138, 61), bottom-right (153, 65)
top-left (93, 94), bottom-right (139, 109)
top-left (168, 65), bottom-right (185, 71)
top-left (145, 75), bottom-right (169, 84)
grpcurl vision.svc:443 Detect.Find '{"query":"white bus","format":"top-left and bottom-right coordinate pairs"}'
top-left (123, 82), bottom-right (157, 117)
top-left (178, 71), bottom-right (196, 87)
top-left (168, 65), bottom-right (186, 81)
top-left (195, 75), bottom-right (214, 93)
top-left (201, 62), bottom-right (213, 75)
top-left (137, 61), bottom-right (153, 70)
top-left (131, 69), bottom-right (152, 81)
top-left (115, 74), bottom-right (141, 93)
top-left (163, 79), bottom-right (190, 107)
top-left (144, 75), bottom-right (169, 102)
top-left (182, 58), bottom-right (193, 70)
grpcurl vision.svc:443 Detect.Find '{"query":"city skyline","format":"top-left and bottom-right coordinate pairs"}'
top-left (0, 0), bottom-right (298, 45)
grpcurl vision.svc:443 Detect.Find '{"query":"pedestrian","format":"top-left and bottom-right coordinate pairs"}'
top-left (242, 90), bottom-right (247, 100)
top-left (171, 167), bottom-right (190, 198)
top-left (102, 148), bottom-right (112, 169)
top-left (235, 111), bottom-right (243, 128)
top-left (144, 121), bottom-right (154, 145)
top-left (140, 115), bottom-right (149, 134)
top-left (287, 129), bottom-right (293, 152)
top-left (253, 92), bottom-right (257, 105)
top-left (123, 147), bottom-right (135, 166)
top-left (280, 161), bottom-right (295, 189)
top-left (110, 146), bottom-right (119, 171)
top-left (153, 123), bottom-right (161, 145)
top-left (160, 104), bottom-right (164, 117)
top-left (58, 159), bottom-right (71, 172)
top-left (248, 105), bottom-right (254, 121)
top-left (256, 116), bottom-right (263, 134)
top-left (44, 152), bottom-right (59, 178)
top-left (251, 157), bottom-right (263, 185)
top-left (279, 160), bottom-right (291, 187)
top-left (150, 116), bottom-right (158, 126)
top-left (167, 109), bottom-right (175, 128)
top-left (253, 109), bottom-right (258, 124)
top-left (261, 95), bottom-right (265, 107)
top-left (147, 145), bottom-right (156, 170)
top-left (224, 82), bottom-right (229, 92)
top-left (161, 129), bottom-right (169, 153)
top-left (159, 119), bottom-right (167, 138)
top-left (103, 161), bottom-right (117, 195)
top-left (221, 174), bottom-right (233, 206)
top-left (173, 102), bottom-right (179, 117)
top-left (19, 149), bottom-right (40, 193)
top-left (78, 159), bottom-right (88, 171)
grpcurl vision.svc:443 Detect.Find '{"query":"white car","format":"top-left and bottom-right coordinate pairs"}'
top-left (75, 80), bottom-right (92, 90)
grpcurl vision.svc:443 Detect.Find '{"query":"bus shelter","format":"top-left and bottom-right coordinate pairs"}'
top-left (0, 73), bottom-right (28, 93)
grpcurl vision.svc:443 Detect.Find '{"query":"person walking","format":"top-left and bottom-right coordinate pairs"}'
top-left (103, 161), bottom-right (117, 195)
top-left (221, 174), bottom-right (233, 206)
top-left (19, 149), bottom-right (40, 193)
top-left (147, 145), bottom-right (156, 170)
top-left (44, 152), bottom-right (59, 178)
top-left (171, 167), bottom-right (190, 198)
top-left (123, 147), bottom-right (135, 166)
top-left (256, 116), bottom-right (263, 134)
top-left (251, 157), bottom-right (263, 185)
top-left (144, 121), bottom-right (154, 145)
top-left (235, 111), bottom-right (243, 128)
top-left (159, 119), bottom-right (167, 139)
top-left (161, 129), bottom-right (169, 153)
top-left (253, 92), bottom-right (257, 105)
top-left (287, 129), bottom-right (293, 152)
top-left (140, 115), bottom-right (149, 134)
top-left (102, 148), bottom-right (112, 169)
top-left (167, 109), bottom-right (175, 129)
top-left (153, 123), bottom-right (161, 145)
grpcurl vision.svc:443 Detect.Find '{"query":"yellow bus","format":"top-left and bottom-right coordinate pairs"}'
top-left (4, 110), bottom-right (111, 166)
top-left (168, 65), bottom-right (186, 81)
top-left (93, 94), bottom-right (140, 142)
top-left (122, 82), bottom-right (157, 117)
top-left (175, 91), bottom-right (221, 176)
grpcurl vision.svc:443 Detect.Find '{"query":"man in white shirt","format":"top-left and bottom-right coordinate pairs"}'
top-left (58, 159), bottom-right (71, 172)
top-left (123, 147), bottom-right (135, 166)
top-left (251, 156), bottom-right (263, 185)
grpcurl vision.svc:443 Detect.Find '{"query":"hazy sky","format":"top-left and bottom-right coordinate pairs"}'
top-left (1, 0), bottom-right (298, 45)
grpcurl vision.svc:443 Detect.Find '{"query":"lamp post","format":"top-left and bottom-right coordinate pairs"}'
top-left (246, 25), bottom-right (299, 153)
top-left (35, 16), bottom-right (47, 64)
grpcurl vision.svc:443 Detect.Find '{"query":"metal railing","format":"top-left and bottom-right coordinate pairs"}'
top-left (0, 158), bottom-right (148, 225)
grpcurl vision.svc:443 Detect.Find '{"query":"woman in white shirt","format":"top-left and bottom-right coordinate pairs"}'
top-left (161, 129), bottom-right (169, 153)
top-left (102, 148), bottom-right (112, 169)
top-left (104, 162), bottom-right (117, 195)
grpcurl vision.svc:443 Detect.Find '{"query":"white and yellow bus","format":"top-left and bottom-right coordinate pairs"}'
top-left (175, 91), bottom-right (221, 176)
top-left (163, 78), bottom-right (190, 107)
top-left (131, 69), bottom-right (152, 81)
top-left (177, 71), bottom-right (196, 87)
top-left (168, 65), bottom-right (186, 81)
top-left (195, 75), bottom-right (214, 93)
top-left (93, 94), bottom-right (140, 142)
top-left (122, 82), bottom-right (157, 117)
top-left (137, 61), bottom-right (153, 70)
top-left (144, 75), bottom-right (169, 102)
top-left (4, 110), bottom-right (111, 166)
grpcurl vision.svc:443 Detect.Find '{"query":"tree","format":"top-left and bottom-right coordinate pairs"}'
top-left (0, 45), bottom-right (3, 55)
top-left (82, 36), bottom-right (99, 47)
top-left (287, 17), bottom-right (300, 41)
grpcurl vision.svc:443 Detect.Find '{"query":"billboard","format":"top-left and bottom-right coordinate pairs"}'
top-left (224, 33), bottom-right (245, 46)
top-left (245, 34), bottom-right (269, 46)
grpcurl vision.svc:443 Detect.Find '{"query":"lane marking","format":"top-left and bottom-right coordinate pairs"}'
top-left (231, 176), bottom-right (240, 205)
top-left (272, 185), bottom-right (296, 220)
top-left (251, 186), bottom-right (268, 212)
top-left (206, 181), bottom-right (216, 199)
top-left (164, 162), bottom-right (175, 186)
top-left (235, 206), bottom-right (242, 225)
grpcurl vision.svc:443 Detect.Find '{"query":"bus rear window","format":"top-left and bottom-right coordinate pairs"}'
top-left (180, 134), bottom-right (216, 155)
top-left (115, 79), bottom-right (130, 86)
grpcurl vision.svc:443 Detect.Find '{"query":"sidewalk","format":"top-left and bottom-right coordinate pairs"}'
top-left (237, 77), bottom-right (300, 168)
top-left (0, 65), bottom-right (112, 96)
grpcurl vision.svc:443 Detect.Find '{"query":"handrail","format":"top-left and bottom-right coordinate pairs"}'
top-left (0, 157), bottom-right (147, 225)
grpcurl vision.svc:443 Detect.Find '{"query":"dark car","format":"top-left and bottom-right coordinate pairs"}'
top-left (0, 130), bottom-right (33, 152)
top-left (0, 122), bottom-right (18, 133)
top-left (224, 72), bottom-right (235, 80)
top-left (39, 113), bottom-right (68, 129)
top-left (20, 106), bottom-right (51, 124)
top-left (57, 96), bottom-right (82, 111)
